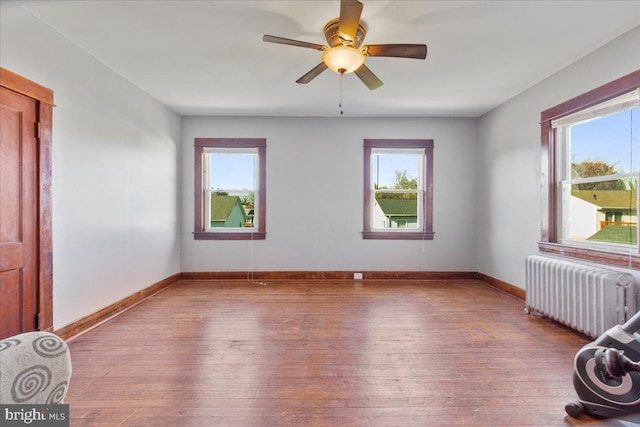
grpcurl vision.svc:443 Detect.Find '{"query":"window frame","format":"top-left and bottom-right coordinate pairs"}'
top-left (194, 138), bottom-right (266, 240)
top-left (363, 139), bottom-right (434, 240)
top-left (539, 69), bottom-right (640, 267)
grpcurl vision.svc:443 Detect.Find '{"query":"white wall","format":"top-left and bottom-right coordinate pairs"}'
top-left (181, 116), bottom-right (477, 273)
top-left (567, 197), bottom-right (599, 240)
top-left (476, 25), bottom-right (640, 289)
top-left (4, 1), bottom-right (636, 331)
top-left (1, 1), bottom-right (182, 329)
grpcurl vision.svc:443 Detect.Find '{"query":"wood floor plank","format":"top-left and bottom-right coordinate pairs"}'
top-left (63, 279), bottom-right (606, 426)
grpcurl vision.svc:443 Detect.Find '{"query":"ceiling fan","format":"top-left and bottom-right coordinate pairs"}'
top-left (263, 0), bottom-right (427, 90)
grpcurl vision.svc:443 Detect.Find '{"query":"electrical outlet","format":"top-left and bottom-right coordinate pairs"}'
top-left (353, 272), bottom-right (363, 280)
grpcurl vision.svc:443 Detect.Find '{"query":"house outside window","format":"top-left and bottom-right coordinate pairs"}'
top-left (540, 70), bottom-right (640, 267)
top-left (194, 138), bottom-right (266, 240)
top-left (363, 139), bottom-right (434, 240)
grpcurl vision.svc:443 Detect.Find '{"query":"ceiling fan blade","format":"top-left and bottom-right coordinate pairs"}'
top-left (338, 0), bottom-right (363, 42)
top-left (296, 63), bottom-right (328, 84)
top-left (365, 44), bottom-right (428, 59)
top-left (263, 35), bottom-right (325, 51)
top-left (354, 64), bottom-right (383, 90)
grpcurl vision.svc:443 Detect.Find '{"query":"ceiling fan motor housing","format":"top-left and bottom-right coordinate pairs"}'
top-left (323, 18), bottom-right (367, 48)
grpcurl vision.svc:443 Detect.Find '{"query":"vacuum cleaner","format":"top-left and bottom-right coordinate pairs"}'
top-left (566, 309), bottom-right (640, 419)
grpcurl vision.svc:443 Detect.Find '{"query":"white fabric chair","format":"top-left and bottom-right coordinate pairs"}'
top-left (0, 331), bottom-right (72, 404)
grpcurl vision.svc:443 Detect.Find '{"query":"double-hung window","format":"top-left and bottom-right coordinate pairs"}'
top-left (363, 139), bottom-right (434, 240)
top-left (540, 70), bottom-right (640, 266)
top-left (194, 138), bottom-right (266, 240)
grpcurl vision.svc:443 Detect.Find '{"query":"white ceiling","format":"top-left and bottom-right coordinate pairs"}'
top-left (15, 0), bottom-right (640, 117)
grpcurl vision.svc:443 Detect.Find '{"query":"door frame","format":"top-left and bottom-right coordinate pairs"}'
top-left (0, 67), bottom-right (53, 332)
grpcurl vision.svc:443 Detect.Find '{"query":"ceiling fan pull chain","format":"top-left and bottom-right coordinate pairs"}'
top-left (339, 69), bottom-right (345, 115)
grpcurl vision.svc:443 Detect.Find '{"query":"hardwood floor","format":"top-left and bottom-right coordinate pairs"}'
top-left (64, 279), bottom-right (605, 426)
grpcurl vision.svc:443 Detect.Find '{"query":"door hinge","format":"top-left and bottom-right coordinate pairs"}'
top-left (35, 122), bottom-right (41, 139)
top-left (36, 312), bottom-right (42, 330)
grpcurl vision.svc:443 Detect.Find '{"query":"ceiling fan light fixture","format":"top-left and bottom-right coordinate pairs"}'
top-left (322, 45), bottom-right (365, 74)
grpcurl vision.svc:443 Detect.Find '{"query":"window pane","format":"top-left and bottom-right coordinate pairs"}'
top-left (570, 107), bottom-right (639, 175)
top-left (210, 191), bottom-right (254, 229)
top-left (372, 153), bottom-right (420, 190)
top-left (210, 152), bottom-right (256, 190)
top-left (373, 191), bottom-right (419, 229)
top-left (560, 104), bottom-right (639, 250)
top-left (207, 151), bottom-right (257, 230)
top-left (563, 177), bottom-right (637, 246)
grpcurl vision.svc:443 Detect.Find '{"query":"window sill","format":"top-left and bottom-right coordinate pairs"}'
top-left (362, 231), bottom-right (434, 240)
top-left (194, 231), bottom-right (266, 240)
top-left (538, 241), bottom-right (640, 270)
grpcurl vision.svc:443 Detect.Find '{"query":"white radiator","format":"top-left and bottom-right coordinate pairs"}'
top-left (525, 254), bottom-right (636, 338)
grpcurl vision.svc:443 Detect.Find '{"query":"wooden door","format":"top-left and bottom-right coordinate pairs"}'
top-left (0, 86), bottom-right (39, 338)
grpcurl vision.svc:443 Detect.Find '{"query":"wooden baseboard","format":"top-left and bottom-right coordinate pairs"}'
top-left (53, 271), bottom-right (523, 340)
top-left (54, 273), bottom-right (180, 341)
top-left (476, 272), bottom-right (525, 300)
top-left (182, 271), bottom-right (522, 299)
top-left (181, 271), bottom-right (479, 281)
